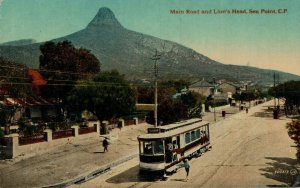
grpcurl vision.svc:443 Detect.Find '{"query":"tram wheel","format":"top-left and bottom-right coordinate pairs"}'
top-left (195, 150), bottom-right (202, 157)
top-left (162, 175), bottom-right (168, 181)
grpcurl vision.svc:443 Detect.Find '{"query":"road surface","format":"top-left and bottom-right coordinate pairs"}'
top-left (74, 101), bottom-right (298, 187)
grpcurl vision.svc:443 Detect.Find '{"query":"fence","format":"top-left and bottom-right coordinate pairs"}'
top-left (138, 118), bottom-right (146, 124)
top-left (208, 104), bottom-right (230, 112)
top-left (19, 133), bottom-right (46, 146)
top-left (52, 129), bottom-right (73, 140)
top-left (0, 118), bottom-right (143, 159)
top-left (79, 126), bottom-right (96, 135)
top-left (124, 119), bottom-right (135, 126)
top-left (109, 119), bottom-right (119, 125)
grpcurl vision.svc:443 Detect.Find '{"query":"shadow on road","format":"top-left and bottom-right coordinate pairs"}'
top-left (252, 108), bottom-right (275, 119)
top-left (252, 112), bottom-right (273, 118)
top-left (106, 165), bottom-right (140, 183)
top-left (170, 178), bottom-right (186, 182)
top-left (260, 157), bottom-right (299, 187)
top-left (106, 165), bottom-right (159, 184)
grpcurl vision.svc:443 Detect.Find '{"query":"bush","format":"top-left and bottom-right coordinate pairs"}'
top-left (0, 128), bottom-right (4, 138)
top-left (205, 99), bottom-right (228, 110)
top-left (121, 111), bottom-right (148, 120)
top-left (146, 99), bottom-right (188, 125)
top-left (286, 121), bottom-right (300, 162)
top-left (214, 100), bottom-right (228, 107)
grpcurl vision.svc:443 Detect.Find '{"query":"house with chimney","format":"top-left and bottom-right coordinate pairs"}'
top-left (189, 79), bottom-right (218, 97)
top-left (217, 82), bottom-right (241, 94)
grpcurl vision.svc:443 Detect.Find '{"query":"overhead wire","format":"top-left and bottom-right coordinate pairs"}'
top-left (1, 57), bottom-right (241, 81)
top-left (1, 56), bottom-right (259, 89)
top-left (0, 64), bottom-right (211, 84)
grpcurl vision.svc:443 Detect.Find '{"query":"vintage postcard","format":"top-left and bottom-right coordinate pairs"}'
top-left (0, 0), bottom-right (300, 187)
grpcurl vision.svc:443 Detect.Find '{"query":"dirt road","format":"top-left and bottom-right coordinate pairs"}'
top-left (76, 101), bottom-right (298, 187)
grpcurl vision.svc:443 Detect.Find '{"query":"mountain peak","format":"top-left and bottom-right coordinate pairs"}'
top-left (87, 7), bottom-right (122, 28)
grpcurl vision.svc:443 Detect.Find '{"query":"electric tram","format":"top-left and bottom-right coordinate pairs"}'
top-left (137, 118), bottom-right (210, 175)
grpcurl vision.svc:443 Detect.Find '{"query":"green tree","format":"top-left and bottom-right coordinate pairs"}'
top-left (287, 121), bottom-right (300, 162)
top-left (0, 128), bottom-right (4, 138)
top-left (147, 98), bottom-right (187, 125)
top-left (269, 80), bottom-right (300, 115)
top-left (135, 85), bottom-right (177, 104)
top-left (160, 80), bottom-right (190, 92)
top-left (136, 87), bottom-right (154, 104)
top-left (147, 91), bottom-right (202, 125)
top-left (232, 93), bottom-right (241, 101)
top-left (233, 92), bottom-right (256, 105)
top-left (66, 70), bottom-right (135, 121)
top-left (255, 88), bottom-right (269, 100)
top-left (240, 92), bottom-right (256, 102)
top-left (181, 91), bottom-right (199, 108)
top-left (269, 81), bottom-right (300, 106)
top-left (180, 91), bottom-right (203, 118)
top-left (39, 41), bottom-right (100, 99)
top-left (159, 99), bottom-right (188, 125)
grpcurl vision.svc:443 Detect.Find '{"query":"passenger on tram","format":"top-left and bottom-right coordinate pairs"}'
top-left (173, 141), bottom-right (178, 150)
top-left (166, 142), bottom-right (173, 163)
top-left (172, 141), bottom-right (178, 161)
top-left (201, 131), bottom-right (208, 144)
top-left (144, 143), bottom-right (152, 154)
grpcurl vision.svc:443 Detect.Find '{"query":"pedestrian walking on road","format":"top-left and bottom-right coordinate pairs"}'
top-left (183, 159), bottom-right (190, 181)
top-left (246, 108), bottom-right (248, 114)
top-left (102, 137), bottom-right (109, 152)
top-left (118, 121), bottom-right (122, 131)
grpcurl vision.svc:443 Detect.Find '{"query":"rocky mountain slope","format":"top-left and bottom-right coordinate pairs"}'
top-left (0, 7), bottom-right (299, 84)
top-left (0, 39), bottom-right (37, 46)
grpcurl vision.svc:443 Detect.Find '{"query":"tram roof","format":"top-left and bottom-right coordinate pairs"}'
top-left (138, 119), bottom-right (209, 140)
top-left (159, 118), bottom-right (202, 131)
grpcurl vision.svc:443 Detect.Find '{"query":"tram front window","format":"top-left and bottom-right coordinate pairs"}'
top-left (153, 140), bottom-right (164, 154)
top-left (141, 140), bottom-right (164, 155)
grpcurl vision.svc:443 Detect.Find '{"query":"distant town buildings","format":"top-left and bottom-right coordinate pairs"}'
top-left (189, 79), bottom-right (218, 96)
top-left (187, 78), bottom-right (255, 105)
top-left (217, 81), bottom-right (241, 94)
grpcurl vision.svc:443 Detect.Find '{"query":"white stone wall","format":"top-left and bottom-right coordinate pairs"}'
top-left (209, 104), bottom-right (231, 112)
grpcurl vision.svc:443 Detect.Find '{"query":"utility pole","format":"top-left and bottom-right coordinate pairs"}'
top-left (273, 72), bottom-right (276, 108)
top-left (277, 73), bottom-right (280, 107)
top-left (213, 96), bottom-right (216, 122)
top-left (213, 78), bottom-right (216, 122)
top-left (151, 50), bottom-right (161, 127)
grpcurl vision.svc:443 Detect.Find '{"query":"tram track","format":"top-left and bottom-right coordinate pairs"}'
top-left (128, 182), bottom-right (153, 188)
top-left (116, 112), bottom-right (255, 188)
top-left (156, 113), bottom-right (254, 186)
top-left (78, 101), bottom-right (294, 187)
top-left (192, 117), bottom-right (283, 187)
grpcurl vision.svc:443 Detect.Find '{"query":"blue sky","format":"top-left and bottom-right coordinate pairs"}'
top-left (0, 0), bottom-right (299, 75)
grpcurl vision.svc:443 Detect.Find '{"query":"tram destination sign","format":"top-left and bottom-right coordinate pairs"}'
top-left (147, 128), bottom-right (160, 134)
